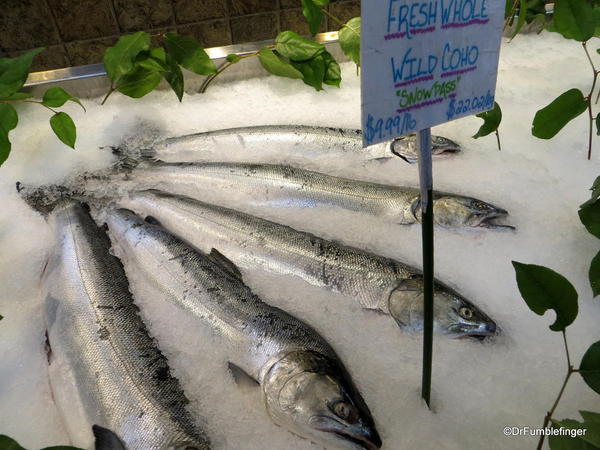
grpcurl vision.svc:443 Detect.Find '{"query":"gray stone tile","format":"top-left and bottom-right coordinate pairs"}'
top-left (328, 0), bottom-right (360, 24)
top-left (280, 8), bottom-right (326, 36)
top-left (47, 0), bottom-right (118, 41)
top-left (280, 0), bottom-right (300, 8)
top-left (0, 0), bottom-right (60, 52)
top-left (66, 37), bottom-right (118, 66)
top-left (113, 0), bottom-right (175, 32)
top-left (177, 20), bottom-right (231, 48)
top-left (173, 0), bottom-right (228, 24)
top-left (231, 13), bottom-right (278, 43)
top-left (229, 0), bottom-right (278, 16)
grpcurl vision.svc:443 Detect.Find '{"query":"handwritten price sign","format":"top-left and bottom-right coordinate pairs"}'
top-left (360, 0), bottom-right (504, 146)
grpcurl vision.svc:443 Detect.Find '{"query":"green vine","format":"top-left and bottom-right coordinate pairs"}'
top-left (501, 0), bottom-right (600, 160)
top-left (512, 177), bottom-right (600, 449)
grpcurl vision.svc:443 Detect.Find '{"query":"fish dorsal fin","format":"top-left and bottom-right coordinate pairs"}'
top-left (228, 362), bottom-right (260, 388)
top-left (208, 249), bottom-right (243, 281)
top-left (93, 425), bottom-right (127, 450)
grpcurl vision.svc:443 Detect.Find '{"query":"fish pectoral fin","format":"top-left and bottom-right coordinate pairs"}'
top-left (92, 424), bottom-right (127, 450)
top-left (209, 249), bottom-right (243, 281)
top-left (228, 362), bottom-right (260, 388)
top-left (44, 330), bottom-right (53, 364)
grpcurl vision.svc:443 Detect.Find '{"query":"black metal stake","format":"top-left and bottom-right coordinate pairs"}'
top-left (417, 128), bottom-right (434, 408)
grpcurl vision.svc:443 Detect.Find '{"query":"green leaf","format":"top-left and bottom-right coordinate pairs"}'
top-left (103, 32), bottom-right (150, 81)
top-left (339, 17), bottom-right (361, 66)
top-left (292, 56), bottom-right (326, 91)
top-left (589, 251), bottom-right (600, 297)
top-left (473, 102), bottom-right (502, 138)
top-left (275, 31), bottom-right (325, 61)
top-left (553, 0), bottom-right (595, 41)
top-left (226, 53), bottom-right (241, 64)
top-left (312, 0), bottom-right (329, 5)
top-left (139, 48), bottom-right (184, 101)
top-left (579, 200), bottom-right (600, 239)
top-left (42, 87), bottom-right (85, 111)
top-left (163, 52), bottom-right (184, 102)
top-left (50, 112), bottom-right (76, 149)
top-left (596, 112), bottom-right (600, 136)
top-left (549, 418), bottom-right (600, 449)
top-left (0, 133), bottom-right (10, 166)
top-left (580, 411), bottom-right (600, 424)
top-left (322, 51), bottom-right (341, 87)
top-left (116, 66), bottom-right (162, 98)
top-left (257, 48), bottom-right (303, 79)
top-left (0, 103), bottom-right (18, 134)
top-left (0, 102), bottom-right (18, 166)
top-left (0, 91), bottom-right (33, 100)
top-left (590, 177), bottom-right (600, 202)
top-left (532, 89), bottom-right (588, 139)
top-left (301, 0), bottom-right (323, 36)
top-left (580, 341), bottom-right (600, 395)
top-left (0, 48), bottom-right (44, 98)
top-left (0, 435), bottom-right (26, 450)
top-left (512, 261), bottom-right (578, 331)
top-left (135, 49), bottom-right (169, 72)
top-left (164, 33), bottom-right (216, 75)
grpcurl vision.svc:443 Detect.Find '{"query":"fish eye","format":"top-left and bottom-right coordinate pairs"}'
top-left (471, 200), bottom-right (490, 210)
top-left (459, 306), bottom-right (473, 319)
top-left (330, 401), bottom-right (359, 424)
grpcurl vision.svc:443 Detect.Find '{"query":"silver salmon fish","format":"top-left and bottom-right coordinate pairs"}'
top-left (43, 202), bottom-right (210, 450)
top-left (118, 162), bottom-right (511, 229)
top-left (119, 190), bottom-right (497, 338)
top-left (144, 125), bottom-right (461, 164)
top-left (105, 208), bottom-right (382, 450)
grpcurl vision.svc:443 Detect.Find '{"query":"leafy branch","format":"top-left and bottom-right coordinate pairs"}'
top-left (300, 0), bottom-right (360, 67)
top-left (0, 49), bottom-right (83, 165)
top-left (507, 0), bottom-right (600, 159)
top-left (512, 176), bottom-right (600, 450)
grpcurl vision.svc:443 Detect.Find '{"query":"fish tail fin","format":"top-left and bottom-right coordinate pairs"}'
top-left (93, 424), bottom-right (127, 450)
top-left (140, 146), bottom-right (159, 161)
top-left (109, 145), bottom-right (142, 171)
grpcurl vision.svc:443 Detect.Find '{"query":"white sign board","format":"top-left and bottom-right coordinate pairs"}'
top-left (360, 0), bottom-right (504, 146)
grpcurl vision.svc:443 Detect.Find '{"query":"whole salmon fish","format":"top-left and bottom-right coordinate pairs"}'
top-left (117, 162), bottom-right (511, 229)
top-left (119, 190), bottom-right (497, 338)
top-left (105, 208), bottom-right (382, 450)
top-left (43, 202), bottom-right (210, 449)
top-left (143, 125), bottom-right (461, 164)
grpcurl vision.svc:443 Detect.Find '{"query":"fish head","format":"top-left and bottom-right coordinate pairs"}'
top-left (431, 135), bottom-right (461, 156)
top-left (390, 135), bottom-right (460, 163)
top-left (430, 194), bottom-right (513, 229)
top-left (387, 277), bottom-right (497, 338)
top-left (263, 350), bottom-right (381, 450)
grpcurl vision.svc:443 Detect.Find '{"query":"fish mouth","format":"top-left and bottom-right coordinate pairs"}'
top-left (471, 208), bottom-right (515, 230)
top-left (312, 416), bottom-right (381, 450)
top-left (431, 137), bottom-right (461, 156)
top-left (391, 136), bottom-right (461, 164)
top-left (447, 322), bottom-right (497, 339)
top-left (332, 430), bottom-right (381, 450)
